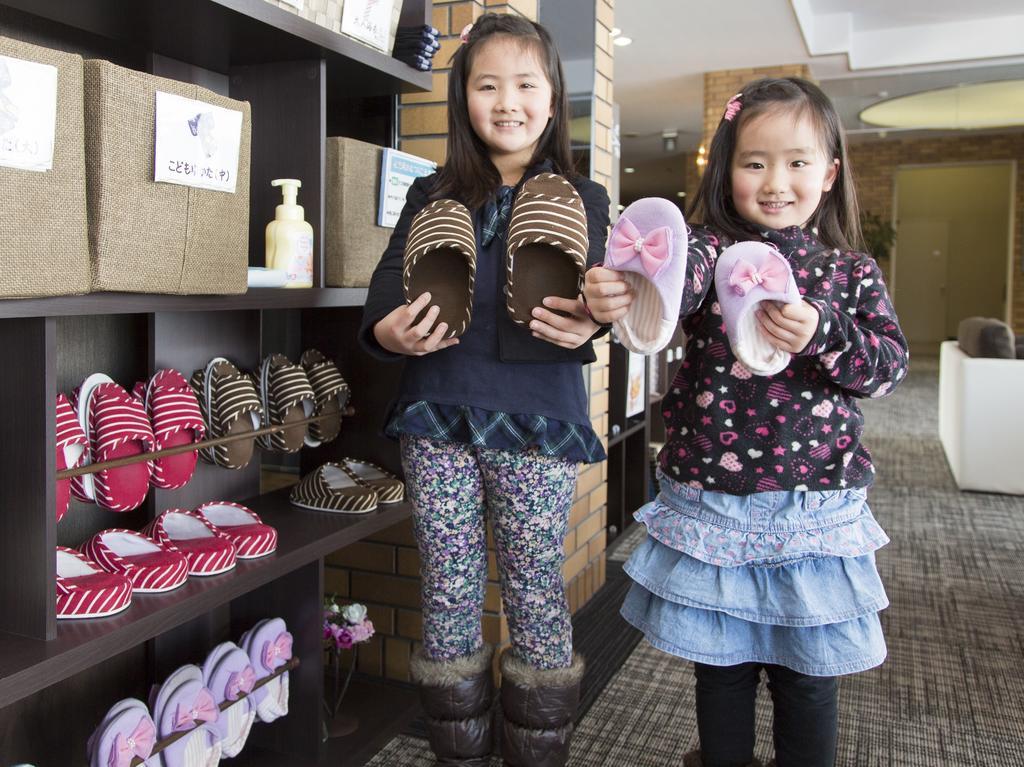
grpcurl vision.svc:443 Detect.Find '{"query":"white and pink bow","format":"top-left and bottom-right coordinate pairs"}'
top-left (606, 217), bottom-right (672, 279)
top-left (108, 717), bottom-right (156, 767)
top-left (225, 666), bottom-right (257, 701)
top-left (172, 688), bottom-right (219, 731)
top-left (728, 251), bottom-right (791, 296)
top-left (261, 631), bottom-right (294, 671)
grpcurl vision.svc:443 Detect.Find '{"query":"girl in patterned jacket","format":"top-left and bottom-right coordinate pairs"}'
top-left (585, 77), bottom-right (908, 767)
top-left (360, 13), bottom-right (610, 767)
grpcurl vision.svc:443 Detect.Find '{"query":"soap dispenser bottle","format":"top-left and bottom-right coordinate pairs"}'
top-left (266, 178), bottom-right (314, 288)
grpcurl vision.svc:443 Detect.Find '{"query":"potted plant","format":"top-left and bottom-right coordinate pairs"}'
top-left (322, 595), bottom-right (375, 738)
top-left (860, 210), bottom-right (896, 262)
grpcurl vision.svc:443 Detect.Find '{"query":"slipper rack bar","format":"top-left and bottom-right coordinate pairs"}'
top-left (56, 409), bottom-right (355, 480)
top-left (128, 656), bottom-right (301, 767)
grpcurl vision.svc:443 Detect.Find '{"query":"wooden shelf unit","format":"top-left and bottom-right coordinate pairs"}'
top-left (0, 1), bottom-right (429, 764)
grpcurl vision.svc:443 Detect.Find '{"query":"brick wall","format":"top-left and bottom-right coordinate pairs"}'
top-left (848, 134), bottom-right (1023, 333)
top-left (328, 0), bottom-right (614, 682)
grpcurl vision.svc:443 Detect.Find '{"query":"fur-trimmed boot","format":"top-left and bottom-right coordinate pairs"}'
top-left (410, 645), bottom-right (494, 766)
top-left (682, 750), bottom-right (764, 767)
top-left (499, 651), bottom-right (585, 767)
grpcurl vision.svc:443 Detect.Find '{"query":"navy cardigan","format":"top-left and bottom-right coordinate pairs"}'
top-left (358, 164), bottom-right (611, 425)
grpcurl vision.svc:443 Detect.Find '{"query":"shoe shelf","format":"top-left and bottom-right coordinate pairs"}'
top-left (0, 0), bottom-right (431, 97)
top-left (0, 288), bottom-right (371, 319)
top-left (0, 490), bottom-right (411, 709)
top-left (0, 0), bottom-right (427, 762)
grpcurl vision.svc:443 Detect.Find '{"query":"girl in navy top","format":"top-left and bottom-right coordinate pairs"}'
top-left (360, 14), bottom-right (609, 766)
top-left (586, 78), bottom-right (908, 767)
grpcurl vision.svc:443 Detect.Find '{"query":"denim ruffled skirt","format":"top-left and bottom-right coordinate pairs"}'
top-left (620, 472), bottom-right (890, 676)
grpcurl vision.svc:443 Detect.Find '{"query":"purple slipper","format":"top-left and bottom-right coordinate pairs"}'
top-left (714, 240), bottom-right (802, 376)
top-left (240, 617), bottom-right (292, 722)
top-left (604, 197), bottom-right (688, 354)
top-left (87, 699), bottom-right (157, 767)
top-left (153, 673), bottom-right (222, 767)
top-left (202, 642), bottom-right (257, 757)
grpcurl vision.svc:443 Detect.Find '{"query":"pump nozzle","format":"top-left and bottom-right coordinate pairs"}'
top-left (271, 178), bottom-right (304, 221)
top-left (272, 178), bottom-right (302, 207)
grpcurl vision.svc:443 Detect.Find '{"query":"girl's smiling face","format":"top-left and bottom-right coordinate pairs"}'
top-left (466, 35), bottom-right (554, 180)
top-left (730, 109), bottom-right (839, 231)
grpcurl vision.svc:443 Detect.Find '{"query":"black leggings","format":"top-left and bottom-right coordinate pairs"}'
top-left (693, 662), bottom-right (839, 767)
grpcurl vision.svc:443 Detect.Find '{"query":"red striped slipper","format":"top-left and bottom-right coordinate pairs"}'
top-left (56, 546), bottom-right (133, 620)
top-left (133, 369), bottom-right (206, 490)
top-left (254, 353), bottom-right (315, 453)
top-left (70, 373), bottom-right (156, 512)
top-left (299, 349), bottom-right (350, 447)
top-left (193, 502), bottom-right (278, 559)
top-left (80, 529), bottom-right (189, 593)
top-left (56, 393), bottom-right (89, 523)
top-left (142, 509), bottom-right (238, 577)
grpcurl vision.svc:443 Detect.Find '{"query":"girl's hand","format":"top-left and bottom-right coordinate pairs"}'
top-left (756, 299), bottom-right (820, 353)
top-left (373, 292), bottom-right (461, 356)
top-left (531, 296), bottom-right (599, 349)
top-left (583, 266), bottom-right (633, 324)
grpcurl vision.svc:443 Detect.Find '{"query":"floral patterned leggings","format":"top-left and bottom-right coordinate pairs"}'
top-left (400, 435), bottom-right (578, 670)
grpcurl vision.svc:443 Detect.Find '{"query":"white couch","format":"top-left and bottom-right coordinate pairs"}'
top-left (938, 340), bottom-right (1024, 495)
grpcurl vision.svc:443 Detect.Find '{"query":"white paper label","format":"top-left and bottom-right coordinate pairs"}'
top-left (378, 147), bottom-right (437, 228)
top-left (154, 91), bottom-right (243, 193)
top-left (0, 55), bottom-right (58, 172)
top-left (342, 0), bottom-right (395, 52)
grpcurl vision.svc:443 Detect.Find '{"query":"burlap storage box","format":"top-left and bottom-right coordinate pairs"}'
top-left (0, 36), bottom-right (90, 298)
top-left (325, 137), bottom-right (394, 288)
top-left (265, 0), bottom-right (344, 34)
top-left (83, 60), bottom-right (251, 294)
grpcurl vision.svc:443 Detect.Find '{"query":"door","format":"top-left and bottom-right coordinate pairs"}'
top-left (895, 219), bottom-right (949, 347)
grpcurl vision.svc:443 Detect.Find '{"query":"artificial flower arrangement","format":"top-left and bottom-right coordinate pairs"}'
top-left (323, 595), bottom-right (375, 650)
top-left (322, 595), bottom-right (375, 738)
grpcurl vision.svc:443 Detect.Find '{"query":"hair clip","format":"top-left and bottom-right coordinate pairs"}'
top-left (459, 23), bottom-right (473, 44)
top-left (723, 94), bottom-right (742, 122)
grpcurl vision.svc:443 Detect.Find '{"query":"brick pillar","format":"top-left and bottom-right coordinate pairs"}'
top-left (327, 0), bottom-right (614, 682)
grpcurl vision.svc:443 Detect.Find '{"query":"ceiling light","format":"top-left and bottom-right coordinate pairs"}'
top-left (860, 79), bottom-right (1024, 130)
top-left (676, 191), bottom-right (686, 198)
top-left (616, 204), bottom-right (625, 211)
top-left (624, 167), bottom-right (635, 174)
top-left (610, 27), bottom-right (621, 37)
top-left (612, 36), bottom-right (632, 47)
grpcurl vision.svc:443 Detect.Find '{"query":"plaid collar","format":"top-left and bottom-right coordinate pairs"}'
top-left (481, 185), bottom-right (516, 246)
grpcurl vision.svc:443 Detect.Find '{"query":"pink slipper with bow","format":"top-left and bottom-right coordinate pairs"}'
top-left (714, 240), bottom-right (802, 376)
top-left (604, 197), bottom-right (688, 354)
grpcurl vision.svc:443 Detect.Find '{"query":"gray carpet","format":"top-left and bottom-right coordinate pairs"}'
top-left (367, 358), bottom-right (1024, 765)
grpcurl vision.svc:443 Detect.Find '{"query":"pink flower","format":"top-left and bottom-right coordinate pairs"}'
top-left (349, 619), bottom-right (375, 644)
top-left (332, 625), bottom-right (354, 650)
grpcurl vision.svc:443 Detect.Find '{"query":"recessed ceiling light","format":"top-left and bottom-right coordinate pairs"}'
top-left (612, 36), bottom-right (632, 47)
top-left (624, 167), bottom-right (635, 174)
top-left (616, 204), bottom-right (625, 211)
top-left (676, 191), bottom-right (686, 198)
top-left (610, 27), bottom-right (621, 37)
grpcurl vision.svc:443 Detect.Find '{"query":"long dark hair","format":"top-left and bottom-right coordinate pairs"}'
top-left (432, 13), bottom-right (575, 209)
top-left (688, 77), bottom-right (862, 251)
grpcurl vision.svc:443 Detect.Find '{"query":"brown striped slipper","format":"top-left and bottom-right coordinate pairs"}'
top-left (339, 458), bottom-right (405, 504)
top-left (403, 199), bottom-right (477, 339)
top-left (299, 348), bottom-right (350, 446)
top-left (254, 353), bottom-right (315, 453)
top-left (505, 173), bottom-right (589, 323)
top-left (289, 463), bottom-right (379, 514)
top-left (189, 357), bottom-right (263, 470)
